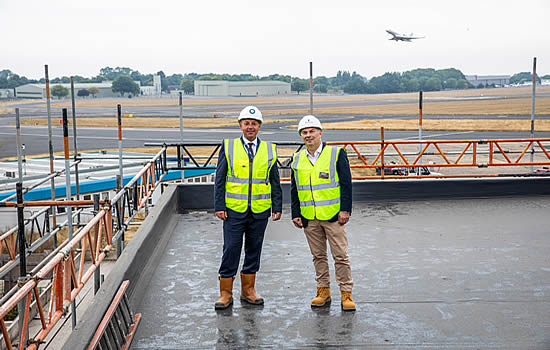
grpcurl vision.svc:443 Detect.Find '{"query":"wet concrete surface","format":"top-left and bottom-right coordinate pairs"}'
top-left (132, 196), bottom-right (550, 349)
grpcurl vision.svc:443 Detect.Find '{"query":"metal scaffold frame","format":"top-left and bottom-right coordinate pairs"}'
top-left (0, 147), bottom-right (168, 349)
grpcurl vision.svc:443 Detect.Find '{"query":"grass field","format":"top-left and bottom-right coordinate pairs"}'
top-left (12, 86), bottom-right (550, 130)
top-left (30, 85), bottom-right (550, 108)
top-left (314, 119), bottom-right (550, 132)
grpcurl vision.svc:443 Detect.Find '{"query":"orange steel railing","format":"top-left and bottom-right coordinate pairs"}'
top-left (0, 147), bottom-right (167, 349)
top-left (323, 136), bottom-right (550, 180)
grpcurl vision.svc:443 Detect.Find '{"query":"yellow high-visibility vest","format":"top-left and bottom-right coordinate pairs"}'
top-left (224, 138), bottom-right (276, 213)
top-left (291, 146), bottom-right (341, 220)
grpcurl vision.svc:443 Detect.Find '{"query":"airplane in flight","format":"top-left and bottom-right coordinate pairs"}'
top-left (386, 29), bottom-right (425, 42)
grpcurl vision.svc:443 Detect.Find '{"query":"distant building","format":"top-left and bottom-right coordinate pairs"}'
top-left (15, 82), bottom-right (122, 99)
top-left (465, 75), bottom-right (511, 87)
top-left (0, 89), bottom-right (14, 99)
top-left (194, 80), bottom-right (290, 97)
top-left (140, 75), bottom-right (162, 96)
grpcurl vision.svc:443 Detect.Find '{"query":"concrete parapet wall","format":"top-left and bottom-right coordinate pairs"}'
top-left (62, 184), bottom-right (179, 349)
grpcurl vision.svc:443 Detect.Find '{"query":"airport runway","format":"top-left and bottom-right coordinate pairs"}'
top-left (2, 92), bottom-right (549, 158)
top-left (1, 122), bottom-right (548, 159)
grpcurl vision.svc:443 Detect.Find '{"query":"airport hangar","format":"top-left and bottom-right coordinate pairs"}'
top-left (15, 77), bottom-right (161, 99)
top-left (194, 80), bottom-right (291, 96)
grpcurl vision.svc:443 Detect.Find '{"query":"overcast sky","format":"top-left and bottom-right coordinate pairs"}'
top-left (2, 0), bottom-right (549, 79)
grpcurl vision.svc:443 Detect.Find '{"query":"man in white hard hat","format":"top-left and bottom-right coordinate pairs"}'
top-left (213, 106), bottom-right (282, 310)
top-left (290, 115), bottom-right (355, 311)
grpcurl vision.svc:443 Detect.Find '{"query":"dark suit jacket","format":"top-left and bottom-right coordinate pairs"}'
top-left (215, 137), bottom-right (283, 220)
top-left (290, 144), bottom-right (352, 228)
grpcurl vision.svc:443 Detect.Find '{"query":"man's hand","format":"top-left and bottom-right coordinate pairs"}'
top-left (338, 211), bottom-right (350, 225)
top-left (216, 211), bottom-right (227, 221)
top-left (272, 212), bottom-right (282, 221)
top-left (292, 217), bottom-right (303, 229)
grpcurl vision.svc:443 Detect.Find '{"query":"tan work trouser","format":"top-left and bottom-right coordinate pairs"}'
top-left (303, 219), bottom-right (353, 292)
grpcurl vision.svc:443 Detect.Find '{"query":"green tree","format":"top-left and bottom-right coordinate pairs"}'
top-left (180, 78), bottom-right (194, 94)
top-left (510, 72), bottom-right (541, 85)
top-left (423, 77), bottom-right (442, 91)
top-left (88, 87), bottom-right (100, 98)
top-left (291, 79), bottom-right (308, 94)
top-left (343, 77), bottom-right (367, 94)
top-left (51, 85), bottom-right (69, 99)
top-left (314, 83), bottom-right (328, 93)
top-left (444, 77), bottom-right (457, 90)
top-left (112, 75), bottom-right (140, 97)
top-left (456, 79), bottom-right (469, 89)
top-left (77, 89), bottom-right (90, 97)
top-left (403, 78), bottom-right (420, 92)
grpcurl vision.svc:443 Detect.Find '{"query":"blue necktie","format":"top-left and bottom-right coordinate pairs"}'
top-left (247, 143), bottom-right (254, 158)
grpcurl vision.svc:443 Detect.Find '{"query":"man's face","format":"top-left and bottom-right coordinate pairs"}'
top-left (300, 127), bottom-right (322, 149)
top-left (239, 119), bottom-right (261, 141)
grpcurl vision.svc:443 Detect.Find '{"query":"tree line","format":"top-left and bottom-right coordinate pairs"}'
top-left (1, 67), bottom-right (548, 96)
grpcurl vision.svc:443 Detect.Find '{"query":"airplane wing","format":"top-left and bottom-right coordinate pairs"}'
top-left (386, 29), bottom-right (399, 37)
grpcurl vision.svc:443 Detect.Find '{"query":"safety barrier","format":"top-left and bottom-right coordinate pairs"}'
top-left (0, 147), bottom-right (167, 349)
top-left (147, 133), bottom-right (550, 180)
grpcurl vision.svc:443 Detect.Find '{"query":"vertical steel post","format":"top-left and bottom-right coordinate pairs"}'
top-left (419, 91), bottom-right (423, 172)
top-left (380, 127), bottom-right (385, 179)
top-left (45, 65), bottom-right (57, 229)
top-left (16, 108), bottom-right (23, 183)
top-left (62, 109), bottom-right (77, 329)
top-left (530, 57), bottom-right (537, 173)
top-left (93, 194), bottom-right (101, 294)
top-left (117, 104), bottom-right (123, 182)
top-left (16, 182), bottom-right (27, 346)
top-left (179, 92), bottom-right (185, 181)
top-left (70, 77), bottom-right (81, 224)
top-left (116, 174), bottom-right (124, 257)
top-left (309, 62), bottom-right (313, 114)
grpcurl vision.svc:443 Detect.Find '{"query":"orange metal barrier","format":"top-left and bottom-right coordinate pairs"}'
top-left (325, 135), bottom-right (550, 180)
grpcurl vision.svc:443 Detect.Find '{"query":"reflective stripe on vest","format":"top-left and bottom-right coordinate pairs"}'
top-left (224, 138), bottom-right (276, 213)
top-left (291, 146), bottom-right (341, 220)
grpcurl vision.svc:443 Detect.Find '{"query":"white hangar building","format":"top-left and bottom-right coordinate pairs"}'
top-left (194, 80), bottom-right (290, 97)
top-left (15, 82), bottom-right (118, 99)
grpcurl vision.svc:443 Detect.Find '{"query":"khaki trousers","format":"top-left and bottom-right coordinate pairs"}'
top-left (303, 219), bottom-right (353, 292)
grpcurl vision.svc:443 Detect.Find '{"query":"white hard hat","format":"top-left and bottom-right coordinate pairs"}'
top-left (298, 115), bottom-right (323, 134)
top-left (238, 106), bottom-right (263, 123)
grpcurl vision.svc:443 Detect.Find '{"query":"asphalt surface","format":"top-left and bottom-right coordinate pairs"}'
top-left (1, 122), bottom-right (549, 160)
top-left (2, 93), bottom-right (550, 159)
top-left (132, 197), bottom-right (550, 349)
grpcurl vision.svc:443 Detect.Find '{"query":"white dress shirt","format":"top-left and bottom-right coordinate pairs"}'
top-left (242, 137), bottom-right (258, 156)
top-left (306, 143), bottom-right (323, 165)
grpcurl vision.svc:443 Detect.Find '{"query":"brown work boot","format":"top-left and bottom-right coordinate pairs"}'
top-left (240, 273), bottom-right (264, 305)
top-left (311, 287), bottom-right (331, 307)
top-left (214, 276), bottom-right (234, 310)
top-left (341, 291), bottom-right (356, 311)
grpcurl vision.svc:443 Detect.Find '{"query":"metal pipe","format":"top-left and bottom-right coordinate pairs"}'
top-left (117, 104), bottom-right (123, 183)
top-left (116, 174), bottom-right (123, 257)
top-left (418, 91), bottom-right (423, 169)
top-left (179, 92), bottom-right (185, 181)
top-left (45, 65), bottom-right (57, 229)
top-left (309, 61), bottom-right (313, 114)
top-left (16, 108), bottom-right (23, 184)
top-left (70, 77), bottom-right (81, 225)
top-left (380, 127), bottom-right (385, 179)
top-left (62, 109), bottom-right (77, 329)
top-left (93, 194), bottom-right (101, 295)
top-left (16, 182), bottom-right (27, 345)
top-left (530, 57), bottom-right (537, 173)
